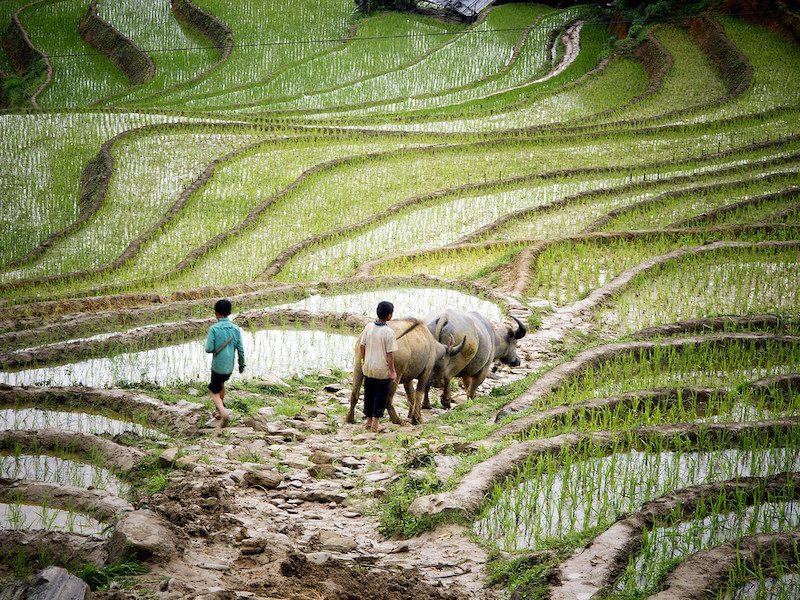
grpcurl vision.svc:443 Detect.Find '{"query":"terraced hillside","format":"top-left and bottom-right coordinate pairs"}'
top-left (1, 0), bottom-right (799, 598)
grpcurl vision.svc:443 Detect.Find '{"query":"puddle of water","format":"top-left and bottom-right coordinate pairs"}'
top-left (618, 501), bottom-right (800, 593)
top-left (476, 447), bottom-right (800, 551)
top-left (0, 502), bottom-right (109, 537)
top-left (271, 288), bottom-right (504, 322)
top-left (0, 328), bottom-right (356, 388)
top-left (0, 407), bottom-right (162, 439)
top-left (730, 573), bottom-right (800, 600)
top-left (0, 454), bottom-right (129, 497)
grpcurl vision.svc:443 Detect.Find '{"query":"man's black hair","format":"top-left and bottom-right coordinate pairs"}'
top-left (376, 301), bottom-right (394, 320)
top-left (214, 298), bottom-right (232, 316)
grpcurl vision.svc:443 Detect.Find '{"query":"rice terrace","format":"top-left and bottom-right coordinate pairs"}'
top-left (1, 0), bottom-right (800, 597)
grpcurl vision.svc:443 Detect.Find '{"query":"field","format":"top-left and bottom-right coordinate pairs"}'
top-left (0, 0), bottom-right (799, 598)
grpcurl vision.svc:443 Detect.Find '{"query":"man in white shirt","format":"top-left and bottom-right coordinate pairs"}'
top-left (359, 301), bottom-right (398, 433)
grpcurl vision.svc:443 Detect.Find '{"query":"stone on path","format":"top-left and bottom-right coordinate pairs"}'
top-left (243, 467), bottom-right (284, 489)
top-left (108, 509), bottom-right (177, 563)
top-left (0, 566), bottom-right (91, 600)
top-left (318, 530), bottom-right (358, 553)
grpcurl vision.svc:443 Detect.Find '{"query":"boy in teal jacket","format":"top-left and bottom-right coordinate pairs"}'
top-left (205, 299), bottom-right (245, 426)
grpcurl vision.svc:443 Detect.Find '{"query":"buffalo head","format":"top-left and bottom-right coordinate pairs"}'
top-left (499, 315), bottom-right (527, 367)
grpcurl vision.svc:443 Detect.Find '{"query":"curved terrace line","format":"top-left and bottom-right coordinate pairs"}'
top-left (499, 373), bottom-right (800, 435)
top-left (167, 18), bottom-right (365, 106)
top-left (0, 428), bottom-right (145, 472)
top-left (327, 13), bottom-right (749, 137)
top-left (0, 308), bottom-right (371, 371)
top-left (0, 480), bottom-right (133, 521)
top-left (648, 531), bottom-right (800, 600)
top-left (507, 223), bottom-right (800, 297)
top-left (468, 153), bottom-right (800, 243)
top-left (0, 385), bottom-right (204, 435)
top-left (522, 238), bottom-right (800, 315)
top-left (585, 175), bottom-right (800, 232)
top-left (107, 0), bottom-right (234, 106)
top-left (0, 274), bottom-right (521, 351)
top-left (272, 148), bottom-right (800, 282)
top-left (667, 187), bottom-right (800, 228)
top-left (493, 331), bottom-right (800, 435)
top-left (78, 0), bottom-right (155, 87)
top-left (0, 134), bottom-right (285, 290)
top-left (550, 472), bottom-right (800, 600)
top-left (286, 21), bottom-right (663, 124)
top-left (204, 9), bottom-right (494, 115)
top-left (2, 0), bottom-right (54, 108)
top-left (408, 416), bottom-right (800, 519)
top-left (357, 224), bottom-right (800, 288)
top-left (0, 120), bottom-right (296, 277)
top-left (634, 314), bottom-right (800, 337)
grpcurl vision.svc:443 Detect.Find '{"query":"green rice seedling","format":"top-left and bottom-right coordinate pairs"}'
top-left (616, 496), bottom-right (800, 595)
top-left (540, 339), bottom-right (800, 410)
top-left (600, 245), bottom-right (800, 334)
top-left (0, 128), bottom-right (269, 285)
top-left (0, 112), bottom-right (200, 267)
top-left (663, 17), bottom-right (800, 126)
top-left (597, 171), bottom-right (800, 231)
top-left (239, 4), bottom-right (548, 114)
top-left (714, 540), bottom-right (800, 600)
top-left (0, 453), bottom-right (129, 496)
top-left (183, 11), bottom-right (466, 110)
top-left (588, 25), bottom-right (728, 125)
top-left (152, 0), bottom-right (353, 106)
top-left (18, 0), bottom-right (128, 107)
top-left (477, 427), bottom-right (800, 551)
top-left (96, 0), bottom-right (218, 103)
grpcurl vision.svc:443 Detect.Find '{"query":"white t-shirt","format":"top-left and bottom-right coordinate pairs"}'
top-left (360, 322), bottom-right (398, 379)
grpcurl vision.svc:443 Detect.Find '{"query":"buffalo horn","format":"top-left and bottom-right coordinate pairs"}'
top-left (448, 336), bottom-right (466, 356)
top-left (511, 315), bottom-right (527, 339)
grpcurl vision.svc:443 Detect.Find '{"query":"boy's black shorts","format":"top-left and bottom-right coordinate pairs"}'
top-left (208, 370), bottom-right (231, 393)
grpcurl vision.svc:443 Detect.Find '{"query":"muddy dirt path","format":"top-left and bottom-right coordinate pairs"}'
top-left (120, 273), bottom-right (626, 599)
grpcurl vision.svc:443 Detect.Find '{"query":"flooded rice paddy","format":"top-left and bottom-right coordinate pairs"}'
top-left (476, 447), bottom-right (800, 551)
top-left (271, 287), bottom-right (504, 321)
top-left (0, 407), bottom-right (162, 438)
top-left (0, 502), bottom-right (108, 537)
top-left (0, 328), bottom-right (356, 388)
top-left (0, 454), bottom-right (129, 496)
top-left (618, 501), bottom-right (800, 593)
top-left (730, 573), bottom-right (800, 599)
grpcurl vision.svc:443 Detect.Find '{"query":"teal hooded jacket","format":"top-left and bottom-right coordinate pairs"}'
top-left (205, 317), bottom-right (245, 375)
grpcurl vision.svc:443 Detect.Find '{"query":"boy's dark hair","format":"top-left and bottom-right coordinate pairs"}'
top-left (214, 298), bottom-right (232, 316)
top-left (376, 301), bottom-right (394, 320)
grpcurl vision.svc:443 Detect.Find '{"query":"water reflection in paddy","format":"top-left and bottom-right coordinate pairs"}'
top-left (0, 328), bottom-right (356, 388)
top-left (0, 454), bottom-right (129, 497)
top-left (730, 573), bottom-right (800, 600)
top-left (477, 447), bottom-right (800, 551)
top-left (0, 407), bottom-right (162, 438)
top-left (272, 288), bottom-right (504, 322)
top-left (0, 502), bottom-right (108, 537)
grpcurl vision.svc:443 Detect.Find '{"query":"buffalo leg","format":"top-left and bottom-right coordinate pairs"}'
top-left (404, 381), bottom-right (422, 425)
top-left (347, 362), bottom-right (364, 424)
top-left (422, 382), bottom-right (432, 410)
top-left (466, 368), bottom-right (489, 399)
top-left (385, 380), bottom-right (401, 425)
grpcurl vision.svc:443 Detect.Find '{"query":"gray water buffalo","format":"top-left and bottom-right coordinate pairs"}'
top-left (425, 310), bottom-right (527, 407)
top-left (347, 319), bottom-right (464, 425)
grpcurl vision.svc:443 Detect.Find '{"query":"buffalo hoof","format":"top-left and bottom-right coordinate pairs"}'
top-left (345, 413), bottom-right (356, 424)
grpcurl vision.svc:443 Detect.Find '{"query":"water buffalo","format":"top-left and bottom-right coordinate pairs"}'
top-left (347, 319), bottom-right (464, 425)
top-left (425, 310), bottom-right (527, 407)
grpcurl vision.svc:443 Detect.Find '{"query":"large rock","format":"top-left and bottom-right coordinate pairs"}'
top-left (243, 467), bottom-right (283, 489)
top-left (0, 566), bottom-right (91, 600)
top-left (107, 509), bottom-right (177, 563)
top-left (318, 530), bottom-right (357, 553)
